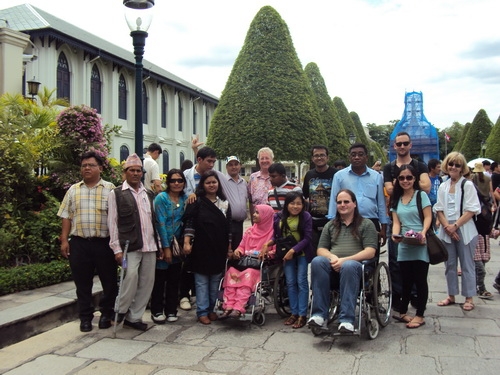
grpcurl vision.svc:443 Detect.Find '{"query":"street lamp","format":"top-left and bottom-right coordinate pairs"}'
top-left (123, 0), bottom-right (155, 159)
top-left (26, 77), bottom-right (41, 101)
top-left (481, 141), bottom-right (486, 158)
top-left (349, 133), bottom-right (356, 145)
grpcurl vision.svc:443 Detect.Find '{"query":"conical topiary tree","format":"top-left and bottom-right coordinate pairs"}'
top-left (460, 109), bottom-right (493, 160)
top-left (453, 122), bottom-right (470, 153)
top-left (333, 97), bottom-right (356, 148)
top-left (304, 62), bottom-right (348, 160)
top-left (350, 111), bottom-right (370, 146)
top-left (485, 115), bottom-right (500, 162)
top-left (207, 6), bottom-right (326, 163)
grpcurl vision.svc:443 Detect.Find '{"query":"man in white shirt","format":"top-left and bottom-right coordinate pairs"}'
top-left (143, 143), bottom-right (162, 193)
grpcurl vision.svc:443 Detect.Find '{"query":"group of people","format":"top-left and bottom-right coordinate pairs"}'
top-left (58, 133), bottom-right (499, 334)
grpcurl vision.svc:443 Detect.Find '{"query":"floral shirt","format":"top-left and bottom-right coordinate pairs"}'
top-left (247, 171), bottom-right (271, 205)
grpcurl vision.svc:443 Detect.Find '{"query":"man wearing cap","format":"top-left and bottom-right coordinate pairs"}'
top-left (143, 143), bottom-right (162, 194)
top-left (108, 153), bottom-right (161, 331)
top-left (57, 151), bottom-right (118, 332)
top-left (223, 156), bottom-right (248, 249)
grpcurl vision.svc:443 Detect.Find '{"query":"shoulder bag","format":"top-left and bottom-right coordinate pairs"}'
top-left (416, 190), bottom-right (448, 265)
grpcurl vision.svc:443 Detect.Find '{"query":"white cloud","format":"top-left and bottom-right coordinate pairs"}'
top-left (2, 0), bottom-right (499, 128)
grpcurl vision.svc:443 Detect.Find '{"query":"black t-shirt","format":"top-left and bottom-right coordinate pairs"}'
top-left (491, 173), bottom-right (500, 191)
top-left (383, 159), bottom-right (429, 184)
top-left (302, 166), bottom-right (336, 218)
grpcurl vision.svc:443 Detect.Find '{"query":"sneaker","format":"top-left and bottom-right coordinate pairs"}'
top-left (180, 297), bottom-right (192, 310)
top-left (307, 315), bottom-right (326, 328)
top-left (338, 322), bottom-right (354, 333)
top-left (151, 313), bottom-right (166, 324)
top-left (167, 314), bottom-right (178, 322)
top-left (493, 283), bottom-right (500, 293)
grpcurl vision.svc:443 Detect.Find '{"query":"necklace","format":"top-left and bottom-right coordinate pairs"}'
top-left (169, 193), bottom-right (181, 208)
top-left (401, 189), bottom-right (416, 205)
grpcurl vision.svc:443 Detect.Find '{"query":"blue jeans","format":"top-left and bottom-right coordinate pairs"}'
top-left (284, 255), bottom-right (309, 316)
top-left (310, 256), bottom-right (362, 324)
top-left (194, 272), bottom-right (222, 318)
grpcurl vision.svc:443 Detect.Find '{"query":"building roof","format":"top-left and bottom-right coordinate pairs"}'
top-left (0, 3), bottom-right (218, 104)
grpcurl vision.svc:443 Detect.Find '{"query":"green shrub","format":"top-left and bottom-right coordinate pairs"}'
top-left (0, 260), bottom-right (72, 296)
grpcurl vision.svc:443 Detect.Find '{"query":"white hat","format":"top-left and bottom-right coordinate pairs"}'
top-left (226, 156), bottom-right (240, 165)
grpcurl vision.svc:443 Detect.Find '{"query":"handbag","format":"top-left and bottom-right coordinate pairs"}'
top-left (170, 236), bottom-right (183, 258)
top-left (274, 235), bottom-right (298, 260)
top-left (416, 190), bottom-right (448, 265)
top-left (233, 255), bottom-right (261, 271)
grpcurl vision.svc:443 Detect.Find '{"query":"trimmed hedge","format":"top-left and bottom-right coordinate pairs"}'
top-left (0, 260), bottom-right (72, 296)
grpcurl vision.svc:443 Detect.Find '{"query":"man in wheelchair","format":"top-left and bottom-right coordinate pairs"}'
top-left (308, 189), bottom-right (378, 333)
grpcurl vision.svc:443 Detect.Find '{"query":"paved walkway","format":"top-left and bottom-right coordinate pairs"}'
top-left (1, 242), bottom-right (500, 375)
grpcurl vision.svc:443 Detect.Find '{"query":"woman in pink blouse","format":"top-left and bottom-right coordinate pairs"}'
top-left (248, 147), bottom-right (274, 219)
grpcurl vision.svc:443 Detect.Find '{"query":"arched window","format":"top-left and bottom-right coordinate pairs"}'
top-left (192, 101), bottom-right (197, 135)
top-left (178, 94), bottom-right (183, 131)
top-left (118, 74), bottom-right (127, 120)
top-left (180, 151), bottom-right (185, 165)
top-left (57, 52), bottom-right (70, 101)
top-left (162, 150), bottom-right (169, 174)
top-left (120, 145), bottom-right (129, 162)
top-left (161, 90), bottom-right (167, 128)
top-left (90, 64), bottom-right (102, 113)
top-left (142, 83), bottom-right (148, 124)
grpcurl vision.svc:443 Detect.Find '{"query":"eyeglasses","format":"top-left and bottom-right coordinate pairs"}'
top-left (395, 141), bottom-right (410, 147)
top-left (349, 152), bottom-right (366, 158)
top-left (397, 175), bottom-right (415, 181)
top-left (81, 163), bottom-right (98, 168)
top-left (336, 200), bottom-right (352, 205)
top-left (313, 154), bottom-right (327, 158)
top-left (448, 162), bottom-right (462, 169)
top-left (169, 178), bottom-right (184, 184)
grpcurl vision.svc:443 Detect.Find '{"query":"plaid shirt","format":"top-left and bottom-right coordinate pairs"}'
top-left (57, 179), bottom-right (115, 238)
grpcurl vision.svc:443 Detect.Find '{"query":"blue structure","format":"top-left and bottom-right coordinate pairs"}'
top-left (389, 91), bottom-right (439, 163)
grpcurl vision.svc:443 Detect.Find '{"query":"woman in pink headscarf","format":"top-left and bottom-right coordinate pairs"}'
top-left (220, 204), bottom-right (275, 319)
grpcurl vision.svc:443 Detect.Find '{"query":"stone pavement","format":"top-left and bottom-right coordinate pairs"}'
top-left (1, 242), bottom-right (500, 375)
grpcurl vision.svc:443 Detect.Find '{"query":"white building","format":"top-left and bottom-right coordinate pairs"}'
top-left (0, 3), bottom-right (219, 173)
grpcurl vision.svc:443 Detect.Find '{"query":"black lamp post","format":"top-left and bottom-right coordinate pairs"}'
top-left (123, 0), bottom-right (155, 159)
top-left (26, 78), bottom-right (41, 101)
top-left (349, 133), bottom-right (356, 145)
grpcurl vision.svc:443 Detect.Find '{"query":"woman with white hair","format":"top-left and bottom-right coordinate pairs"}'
top-left (247, 147), bottom-right (274, 218)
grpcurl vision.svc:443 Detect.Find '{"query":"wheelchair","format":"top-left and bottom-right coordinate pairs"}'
top-left (309, 255), bottom-right (392, 339)
top-left (214, 256), bottom-right (290, 325)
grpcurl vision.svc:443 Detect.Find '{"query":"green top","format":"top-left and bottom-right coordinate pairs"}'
top-left (318, 218), bottom-right (378, 258)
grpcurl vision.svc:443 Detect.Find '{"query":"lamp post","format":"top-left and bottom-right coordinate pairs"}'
top-left (26, 77), bottom-right (41, 101)
top-left (123, 0), bottom-right (155, 159)
top-left (349, 133), bottom-right (356, 145)
top-left (481, 141), bottom-right (486, 158)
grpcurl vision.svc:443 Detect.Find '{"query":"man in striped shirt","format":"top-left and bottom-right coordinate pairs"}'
top-left (267, 163), bottom-right (302, 212)
top-left (57, 151), bottom-right (118, 333)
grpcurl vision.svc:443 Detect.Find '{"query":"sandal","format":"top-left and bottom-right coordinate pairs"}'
top-left (292, 316), bottom-right (306, 329)
top-left (392, 314), bottom-right (413, 323)
top-left (462, 300), bottom-right (475, 311)
top-left (284, 314), bottom-right (298, 326)
top-left (219, 310), bottom-right (232, 320)
top-left (478, 290), bottom-right (493, 299)
top-left (406, 317), bottom-right (425, 329)
top-left (437, 297), bottom-right (456, 306)
top-left (229, 310), bottom-right (242, 319)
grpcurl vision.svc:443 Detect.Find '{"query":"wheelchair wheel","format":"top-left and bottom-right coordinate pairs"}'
top-left (328, 290), bottom-right (340, 324)
top-left (273, 265), bottom-right (291, 317)
top-left (253, 311), bottom-right (265, 326)
top-left (373, 262), bottom-right (392, 327)
top-left (367, 318), bottom-right (379, 340)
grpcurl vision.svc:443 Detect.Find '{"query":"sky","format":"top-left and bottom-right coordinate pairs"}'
top-left (2, 0), bottom-right (500, 129)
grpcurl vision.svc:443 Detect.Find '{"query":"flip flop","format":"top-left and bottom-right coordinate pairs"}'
top-left (462, 301), bottom-right (475, 311)
top-left (406, 320), bottom-right (425, 329)
top-left (437, 297), bottom-right (456, 306)
top-left (392, 314), bottom-right (413, 323)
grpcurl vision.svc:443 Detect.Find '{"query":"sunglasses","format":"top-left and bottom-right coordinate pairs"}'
top-left (336, 200), bottom-right (352, 205)
top-left (447, 162), bottom-right (462, 169)
top-left (397, 175), bottom-right (415, 181)
top-left (395, 141), bottom-right (410, 147)
top-left (169, 178), bottom-right (184, 184)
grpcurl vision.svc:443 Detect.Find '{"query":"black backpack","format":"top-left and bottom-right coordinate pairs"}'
top-left (460, 179), bottom-right (492, 236)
